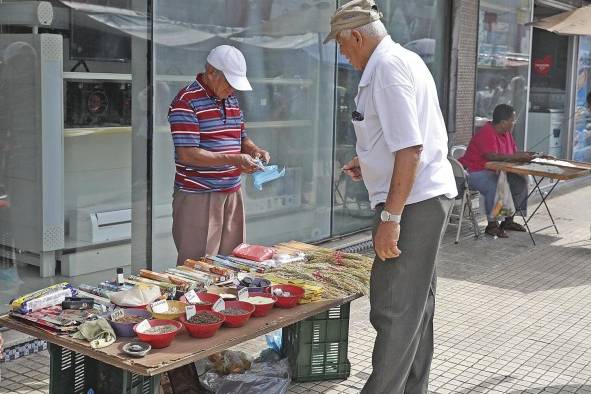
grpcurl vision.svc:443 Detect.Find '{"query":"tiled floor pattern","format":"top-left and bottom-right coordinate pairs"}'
top-left (2, 179), bottom-right (591, 393)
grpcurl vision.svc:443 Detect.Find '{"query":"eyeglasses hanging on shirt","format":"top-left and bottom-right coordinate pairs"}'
top-left (216, 98), bottom-right (227, 123)
top-left (351, 111), bottom-right (364, 122)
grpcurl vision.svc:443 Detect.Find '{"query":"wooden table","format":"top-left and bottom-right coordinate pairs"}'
top-left (485, 159), bottom-right (591, 244)
top-left (0, 295), bottom-right (357, 393)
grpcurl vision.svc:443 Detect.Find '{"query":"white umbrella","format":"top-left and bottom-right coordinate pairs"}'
top-left (526, 5), bottom-right (591, 36)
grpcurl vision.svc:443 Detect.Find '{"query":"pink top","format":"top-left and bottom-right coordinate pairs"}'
top-left (459, 122), bottom-right (518, 172)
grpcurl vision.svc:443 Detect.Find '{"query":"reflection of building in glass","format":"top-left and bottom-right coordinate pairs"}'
top-left (574, 37), bottom-right (591, 162)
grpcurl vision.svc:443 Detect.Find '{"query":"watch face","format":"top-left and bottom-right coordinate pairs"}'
top-left (380, 210), bottom-right (389, 221)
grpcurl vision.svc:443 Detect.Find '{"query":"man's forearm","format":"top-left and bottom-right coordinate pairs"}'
top-left (384, 145), bottom-right (422, 215)
top-left (176, 147), bottom-right (238, 167)
top-left (241, 137), bottom-right (260, 156)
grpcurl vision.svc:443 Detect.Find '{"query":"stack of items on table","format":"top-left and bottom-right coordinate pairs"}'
top-left (7, 241), bottom-right (372, 355)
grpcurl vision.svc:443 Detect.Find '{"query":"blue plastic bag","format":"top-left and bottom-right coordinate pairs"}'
top-left (265, 329), bottom-right (282, 353)
top-left (252, 165), bottom-right (286, 191)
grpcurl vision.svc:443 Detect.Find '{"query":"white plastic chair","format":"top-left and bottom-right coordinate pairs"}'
top-left (448, 156), bottom-right (481, 243)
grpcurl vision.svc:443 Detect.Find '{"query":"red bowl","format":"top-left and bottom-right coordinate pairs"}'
top-left (180, 292), bottom-right (221, 311)
top-left (133, 319), bottom-right (182, 349)
top-left (246, 292), bottom-right (277, 317)
top-left (267, 285), bottom-right (305, 308)
top-left (179, 311), bottom-right (225, 338)
top-left (219, 301), bottom-right (255, 328)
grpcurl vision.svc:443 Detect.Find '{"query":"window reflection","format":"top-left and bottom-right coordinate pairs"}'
top-left (0, 0), bottom-right (150, 312)
top-left (574, 37), bottom-right (591, 162)
top-left (151, 0), bottom-right (337, 268)
top-left (475, 0), bottom-right (532, 149)
top-left (332, 0), bottom-right (451, 236)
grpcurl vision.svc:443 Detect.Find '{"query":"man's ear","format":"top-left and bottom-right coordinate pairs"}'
top-left (351, 30), bottom-right (363, 47)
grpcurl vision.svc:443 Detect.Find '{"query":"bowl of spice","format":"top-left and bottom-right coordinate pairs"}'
top-left (180, 292), bottom-right (221, 312)
top-left (237, 277), bottom-right (271, 294)
top-left (267, 285), bottom-right (305, 308)
top-left (107, 308), bottom-right (152, 337)
top-left (219, 301), bottom-right (255, 328)
top-left (146, 300), bottom-right (186, 320)
top-left (179, 311), bottom-right (225, 338)
top-left (133, 319), bottom-right (182, 349)
top-left (245, 293), bottom-right (277, 317)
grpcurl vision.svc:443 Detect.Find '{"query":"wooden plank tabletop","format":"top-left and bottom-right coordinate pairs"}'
top-left (0, 295), bottom-right (358, 377)
top-left (485, 161), bottom-right (591, 180)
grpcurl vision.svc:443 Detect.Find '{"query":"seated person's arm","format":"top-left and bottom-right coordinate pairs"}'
top-left (484, 151), bottom-right (534, 162)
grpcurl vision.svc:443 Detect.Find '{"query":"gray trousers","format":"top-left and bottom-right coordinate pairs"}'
top-left (362, 196), bottom-right (453, 394)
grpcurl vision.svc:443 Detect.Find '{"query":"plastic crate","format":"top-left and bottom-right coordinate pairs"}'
top-left (282, 302), bottom-right (351, 382)
top-left (48, 343), bottom-right (160, 394)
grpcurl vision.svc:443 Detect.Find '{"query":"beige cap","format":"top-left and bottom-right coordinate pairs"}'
top-left (323, 0), bottom-right (383, 44)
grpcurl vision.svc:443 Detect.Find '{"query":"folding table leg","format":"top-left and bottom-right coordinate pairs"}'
top-left (531, 179), bottom-right (559, 234)
top-left (518, 207), bottom-right (536, 246)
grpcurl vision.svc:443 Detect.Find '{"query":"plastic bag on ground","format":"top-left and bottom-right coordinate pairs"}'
top-left (492, 171), bottom-right (515, 218)
top-left (265, 329), bottom-right (282, 353)
top-left (196, 350), bottom-right (290, 394)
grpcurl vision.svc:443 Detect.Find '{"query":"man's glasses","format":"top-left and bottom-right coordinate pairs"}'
top-left (352, 111), bottom-right (364, 121)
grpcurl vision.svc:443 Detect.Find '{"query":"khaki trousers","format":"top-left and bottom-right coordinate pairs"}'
top-left (172, 189), bottom-right (245, 265)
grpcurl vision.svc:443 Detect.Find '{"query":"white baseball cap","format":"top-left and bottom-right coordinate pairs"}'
top-left (206, 45), bottom-right (252, 91)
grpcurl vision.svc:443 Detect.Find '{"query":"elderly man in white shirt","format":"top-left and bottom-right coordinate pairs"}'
top-left (325, 1), bottom-right (457, 393)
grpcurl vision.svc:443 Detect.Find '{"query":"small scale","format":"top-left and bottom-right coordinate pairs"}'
top-left (122, 342), bottom-right (151, 358)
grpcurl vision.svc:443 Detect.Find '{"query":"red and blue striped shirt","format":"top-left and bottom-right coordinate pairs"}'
top-left (168, 74), bottom-right (246, 193)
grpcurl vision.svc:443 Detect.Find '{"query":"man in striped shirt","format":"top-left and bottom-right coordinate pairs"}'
top-left (168, 45), bottom-right (269, 264)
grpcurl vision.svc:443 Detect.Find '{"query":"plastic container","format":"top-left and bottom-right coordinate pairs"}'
top-left (180, 292), bottom-right (221, 311)
top-left (237, 284), bottom-right (270, 294)
top-left (219, 301), bottom-right (255, 328)
top-left (146, 300), bottom-right (186, 320)
top-left (267, 284), bottom-right (305, 308)
top-left (246, 292), bottom-right (277, 317)
top-left (48, 343), bottom-right (159, 394)
top-left (282, 302), bottom-right (351, 382)
top-left (179, 311), bottom-right (225, 338)
top-left (107, 308), bottom-right (152, 337)
top-left (133, 319), bottom-right (182, 349)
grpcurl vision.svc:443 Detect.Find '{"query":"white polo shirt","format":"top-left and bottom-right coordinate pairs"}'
top-left (353, 35), bottom-right (457, 208)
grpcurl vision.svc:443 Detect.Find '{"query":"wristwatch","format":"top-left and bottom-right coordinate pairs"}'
top-left (380, 209), bottom-right (401, 224)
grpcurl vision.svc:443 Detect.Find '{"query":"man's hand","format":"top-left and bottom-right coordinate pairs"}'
top-left (374, 222), bottom-right (401, 261)
top-left (342, 157), bottom-right (363, 181)
top-left (514, 152), bottom-right (535, 162)
top-left (235, 154), bottom-right (261, 174)
top-left (253, 149), bottom-right (271, 164)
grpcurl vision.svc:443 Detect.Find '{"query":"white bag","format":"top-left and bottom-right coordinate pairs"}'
top-left (492, 171), bottom-right (515, 218)
top-left (109, 284), bottom-right (161, 307)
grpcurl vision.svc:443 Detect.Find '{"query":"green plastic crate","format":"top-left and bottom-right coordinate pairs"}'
top-left (282, 302), bottom-right (351, 382)
top-left (48, 344), bottom-right (160, 394)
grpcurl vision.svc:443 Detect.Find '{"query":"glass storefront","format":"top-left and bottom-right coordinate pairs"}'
top-left (0, 0), bottom-right (452, 312)
top-left (475, 0), bottom-right (533, 149)
top-left (573, 36), bottom-right (591, 162)
top-left (0, 0), bottom-right (151, 310)
top-left (151, 0), bottom-right (338, 269)
top-left (333, 0), bottom-right (451, 235)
